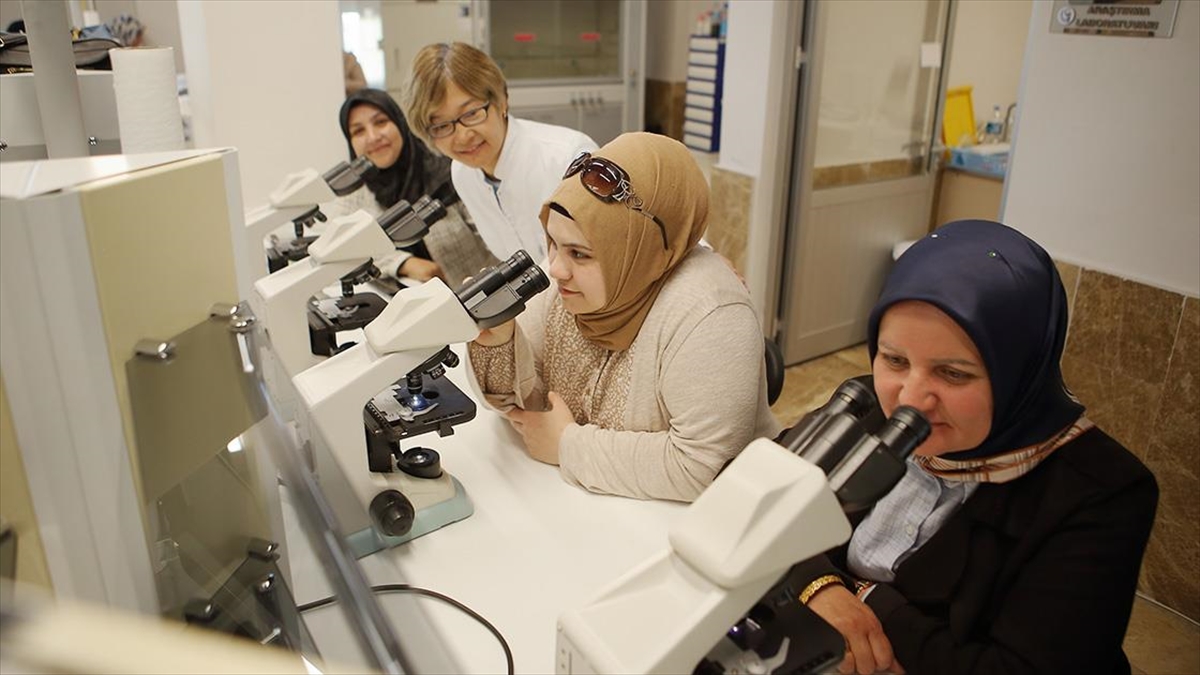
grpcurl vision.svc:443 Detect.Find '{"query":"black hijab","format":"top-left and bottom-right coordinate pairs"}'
top-left (867, 219), bottom-right (1084, 460)
top-left (338, 88), bottom-right (455, 210)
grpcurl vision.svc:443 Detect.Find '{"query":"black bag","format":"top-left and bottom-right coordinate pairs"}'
top-left (0, 32), bottom-right (120, 74)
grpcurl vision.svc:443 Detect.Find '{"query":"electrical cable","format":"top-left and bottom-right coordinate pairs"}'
top-left (298, 583), bottom-right (515, 675)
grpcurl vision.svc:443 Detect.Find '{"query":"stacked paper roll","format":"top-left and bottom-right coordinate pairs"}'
top-left (110, 47), bottom-right (185, 154)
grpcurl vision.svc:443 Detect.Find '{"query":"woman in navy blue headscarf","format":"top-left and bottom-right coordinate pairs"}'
top-left (792, 220), bottom-right (1156, 675)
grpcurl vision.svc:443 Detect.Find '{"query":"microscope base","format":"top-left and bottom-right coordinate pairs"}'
top-left (345, 475), bottom-right (473, 558)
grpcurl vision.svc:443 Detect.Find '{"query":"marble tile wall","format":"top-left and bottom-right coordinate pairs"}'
top-left (712, 165), bottom-right (1196, 622)
top-left (812, 157), bottom-right (924, 190)
top-left (645, 79), bottom-right (687, 141)
top-left (773, 264), bottom-right (1198, 623)
top-left (706, 165), bottom-right (754, 274)
top-left (1059, 263), bottom-right (1199, 622)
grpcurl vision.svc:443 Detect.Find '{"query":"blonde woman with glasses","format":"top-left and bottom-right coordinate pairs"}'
top-left (467, 133), bottom-right (780, 503)
top-left (405, 42), bottom-right (598, 263)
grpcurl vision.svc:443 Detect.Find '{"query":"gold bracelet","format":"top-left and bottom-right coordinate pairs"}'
top-left (798, 574), bottom-right (845, 605)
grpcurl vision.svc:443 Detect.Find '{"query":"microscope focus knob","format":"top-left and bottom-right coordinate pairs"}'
top-left (369, 489), bottom-right (415, 538)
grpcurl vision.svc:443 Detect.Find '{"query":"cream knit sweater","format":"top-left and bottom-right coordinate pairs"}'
top-left (469, 247), bottom-right (781, 502)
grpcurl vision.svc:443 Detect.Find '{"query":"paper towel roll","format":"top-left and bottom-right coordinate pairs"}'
top-left (110, 47), bottom-right (185, 154)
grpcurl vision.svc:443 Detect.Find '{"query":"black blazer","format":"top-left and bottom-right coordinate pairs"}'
top-left (791, 428), bottom-right (1157, 675)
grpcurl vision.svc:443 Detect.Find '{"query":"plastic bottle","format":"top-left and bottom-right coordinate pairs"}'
top-left (983, 105), bottom-right (1004, 144)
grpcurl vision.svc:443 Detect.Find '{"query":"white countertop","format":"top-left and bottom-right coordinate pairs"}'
top-left (281, 355), bottom-right (685, 674)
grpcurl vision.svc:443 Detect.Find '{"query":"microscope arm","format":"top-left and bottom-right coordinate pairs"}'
top-left (251, 210), bottom-right (395, 378)
top-left (238, 159), bottom-right (379, 297)
top-left (292, 279), bottom-right (481, 482)
top-left (379, 183), bottom-right (462, 247)
top-left (557, 438), bottom-right (852, 675)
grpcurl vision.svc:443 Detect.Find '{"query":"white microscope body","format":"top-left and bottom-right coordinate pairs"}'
top-left (236, 158), bottom-right (375, 300)
top-left (290, 252), bottom-right (548, 557)
top-left (556, 438), bottom-right (852, 674)
top-left (251, 210), bottom-right (393, 379)
top-left (239, 167), bottom-right (340, 296)
top-left (557, 380), bottom-right (930, 674)
top-left (292, 279), bottom-right (479, 557)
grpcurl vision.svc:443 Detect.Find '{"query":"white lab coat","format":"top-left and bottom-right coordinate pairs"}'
top-left (451, 116), bottom-right (597, 262)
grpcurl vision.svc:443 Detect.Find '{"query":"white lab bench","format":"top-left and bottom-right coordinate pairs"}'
top-left (282, 354), bottom-right (685, 674)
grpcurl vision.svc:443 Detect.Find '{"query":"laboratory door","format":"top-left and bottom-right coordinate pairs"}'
top-left (778, 0), bottom-right (954, 364)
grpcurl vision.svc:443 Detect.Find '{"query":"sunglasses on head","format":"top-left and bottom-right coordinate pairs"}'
top-left (563, 152), bottom-right (668, 249)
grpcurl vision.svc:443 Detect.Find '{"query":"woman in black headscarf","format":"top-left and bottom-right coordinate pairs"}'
top-left (790, 220), bottom-right (1156, 674)
top-left (334, 88), bottom-right (496, 287)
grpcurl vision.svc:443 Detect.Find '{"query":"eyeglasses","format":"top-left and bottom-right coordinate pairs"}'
top-left (563, 152), bottom-right (668, 249)
top-left (427, 101), bottom-right (491, 139)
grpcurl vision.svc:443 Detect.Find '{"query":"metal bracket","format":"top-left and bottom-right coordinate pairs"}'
top-left (211, 302), bottom-right (257, 333)
top-left (134, 339), bottom-right (175, 360)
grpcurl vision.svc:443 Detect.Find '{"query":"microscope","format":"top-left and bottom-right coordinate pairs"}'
top-left (237, 156), bottom-right (376, 301)
top-left (252, 209), bottom-right (395, 382)
top-left (556, 378), bottom-right (930, 675)
top-left (292, 251), bottom-right (549, 558)
top-left (262, 157), bottom-right (379, 273)
top-left (251, 183), bottom-right (471, 433)
top-left (307, 182), bottom-right (463, 349)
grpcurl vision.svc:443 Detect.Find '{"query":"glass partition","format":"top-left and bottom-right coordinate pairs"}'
top-left (812, 0), bottom-right (947, 187)
top-left (488, 0), bottom-right (623, 82)
top-left (124, 306), bottom-right (411, 673)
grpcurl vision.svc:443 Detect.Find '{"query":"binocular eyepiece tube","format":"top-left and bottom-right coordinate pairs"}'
top-left (379, 187), bottom-right (461, 247)
top-left (782, 377), bottom-right (932, 514)
top-left (456, 250), bottom-right (550, 330)
top-left (323, 156), bottom-right (379, 197)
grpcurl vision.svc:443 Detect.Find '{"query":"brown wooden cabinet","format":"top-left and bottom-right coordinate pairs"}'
top-left (932, 166), bottom-right (1005, 230)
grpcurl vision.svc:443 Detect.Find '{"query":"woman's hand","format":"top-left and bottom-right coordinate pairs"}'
top-left (473, 319), bottom-right (516, 347)
top-left (807, 584), bottom-right (903, 674)
top-left (397, 257), bottom-right (444, 282)
top-left (505, 391), bottom-right (575, 465)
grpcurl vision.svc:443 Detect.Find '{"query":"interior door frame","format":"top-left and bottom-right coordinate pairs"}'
top-left (773, 0), bottom-right (958, 365)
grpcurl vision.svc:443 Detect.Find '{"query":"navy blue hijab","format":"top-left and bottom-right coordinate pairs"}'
top-left (338, 88), bottom-right (454, 210)
top-left (867, 220), bottom-right (1084, 460)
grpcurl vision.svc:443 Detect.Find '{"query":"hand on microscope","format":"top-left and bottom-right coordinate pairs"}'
top-left (472, 318), bottom-right (515, 347)
top-left (463, 266), bottom-right (516, 346)
top-left (396, 256), bottom-right (445, 283)
top-left (807, 585), bottom-right (904, 674)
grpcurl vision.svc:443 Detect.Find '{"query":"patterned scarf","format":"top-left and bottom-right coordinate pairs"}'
top-left (917, 416), bottom-right (1094, 483)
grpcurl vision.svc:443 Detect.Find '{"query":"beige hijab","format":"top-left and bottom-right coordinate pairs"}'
top-left (538, 132), bottom-right (709, 351)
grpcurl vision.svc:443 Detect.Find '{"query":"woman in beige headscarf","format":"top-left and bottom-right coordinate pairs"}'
top-left (468, 132), bottom-right (780, 502)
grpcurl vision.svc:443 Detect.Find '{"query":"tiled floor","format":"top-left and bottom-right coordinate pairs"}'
top-left (769, 343), bottom-right (873, 430)
top-left (770, 344), bottom-right (1200, 675)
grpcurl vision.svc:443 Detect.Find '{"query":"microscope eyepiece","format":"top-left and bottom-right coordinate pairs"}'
top-left (826, 378), bottom-right (876, 419)
top-left (348, 155), bottom-right (378, 178)
top-left (508, 264), bottom-right (551, 301)
top-left (873, 405), bottom-right (930, 460)
top-left (455, 250), bottom-right (537, 303)
top-left (779, 377), bottom-right (878, 460)
top-left (324, 156), bottom-right (379, 197)
top-left (381, 191), bottom-right (458, 246)
top-left (455, 250), bottom-right (550, 329)
top-left (384, 198), bottom-right (427, 240)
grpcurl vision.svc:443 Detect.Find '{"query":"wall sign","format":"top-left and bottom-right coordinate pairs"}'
top-left (1050, 0), bottom-right (1179, 38)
